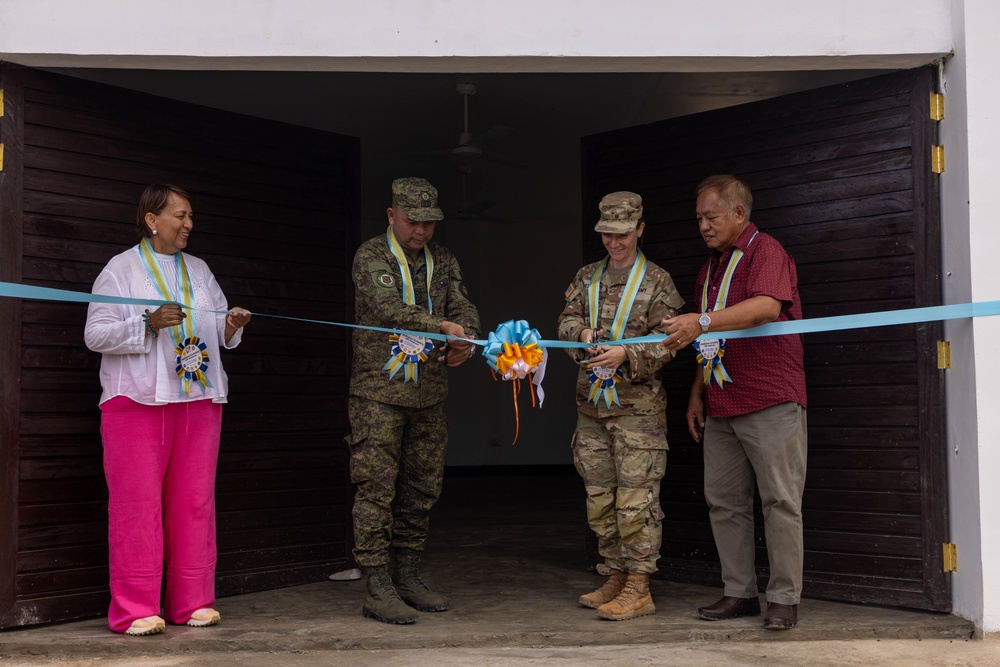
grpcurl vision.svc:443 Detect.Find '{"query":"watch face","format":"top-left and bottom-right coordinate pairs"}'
top-left (699, 314), bottom-right (710, 326)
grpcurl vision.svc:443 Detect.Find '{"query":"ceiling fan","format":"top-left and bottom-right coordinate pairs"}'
top-left (447, 82), bottom-right (524, 170)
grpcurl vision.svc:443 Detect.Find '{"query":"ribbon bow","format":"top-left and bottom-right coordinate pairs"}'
top-left (482, 320), bottom-right (548, 444)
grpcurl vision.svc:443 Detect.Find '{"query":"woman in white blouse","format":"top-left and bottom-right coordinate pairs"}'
top-left (85, 184), bottom-right (251, 636)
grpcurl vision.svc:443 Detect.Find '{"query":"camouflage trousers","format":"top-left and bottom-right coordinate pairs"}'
top-left (347, 397), bottom-right (448, 567)
top-left (572, 412), bottom-right (668, 574)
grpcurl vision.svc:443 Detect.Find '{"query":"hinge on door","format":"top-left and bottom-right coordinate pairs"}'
top-left (937, 340), bottom-right (951, 369)
top-left (0, 89), bottom-right (4, 117)
top-left (943, 543), bottom-right (957, 572)
top-left (930, 92), bottom-right (944, 121)
top-left (931, 145), bottom-right (945, 173)
top-left (0, 144), bottom-right (4, 172)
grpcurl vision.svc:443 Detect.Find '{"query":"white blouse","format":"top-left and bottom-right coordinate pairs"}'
top-left (84, 244), bottom-right (243, 406)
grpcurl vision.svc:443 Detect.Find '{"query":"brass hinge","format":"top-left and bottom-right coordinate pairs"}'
top-left (0, 88), bottom-right (4, 117)
top-left (943, 543), bottom-right (957, 572)
top-left (931, 145), bottom-right (945, 173)
top-left (937, 340), bottom-right (951, 369)
top-left (0, 144), bottom-right (4, 172)
top-left (930, 92), bottom-right (944, 121)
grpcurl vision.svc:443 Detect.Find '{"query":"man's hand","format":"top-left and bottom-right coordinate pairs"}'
top-left (662, 313), bottom-right (702, 351)
top-left (439, 320), bottom-right (476, 366)
top-left (686, 392), bottom-right (706, 443)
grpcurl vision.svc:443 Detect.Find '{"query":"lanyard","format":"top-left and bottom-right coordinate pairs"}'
top-left (701, 232), bottom-right (758, 314)
top-left (386, 226), bottom-right (434, 313)
top-left (136, 237), bottom-right (195, 346)
top-left (588, 251), bottom-right (648, 341)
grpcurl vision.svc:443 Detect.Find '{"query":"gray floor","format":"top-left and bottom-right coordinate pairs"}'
top-left (0, 468), bottom-right (984, 665)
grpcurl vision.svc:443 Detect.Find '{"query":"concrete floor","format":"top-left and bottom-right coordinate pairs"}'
top-left (1, 468), bottom-right (994, 666)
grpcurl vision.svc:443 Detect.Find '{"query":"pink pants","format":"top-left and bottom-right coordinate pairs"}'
top-left (100, 396), bottom-right (222, 633)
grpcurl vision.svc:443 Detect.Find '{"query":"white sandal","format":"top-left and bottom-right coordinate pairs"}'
top-left (125, 615), bottom-right (165, 636)
top-left (187, 608), bottom-right (221, 627)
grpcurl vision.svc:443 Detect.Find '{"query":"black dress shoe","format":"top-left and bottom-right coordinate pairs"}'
top-left (697, 595), bottom-right (761, 620)
top-left (763, 602), bottom-right (797, 629)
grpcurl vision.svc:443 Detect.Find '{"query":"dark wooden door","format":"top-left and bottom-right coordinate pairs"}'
top-left (0, 64), bottom-right (358, 627)
top-left (581, 67), bottom-right (948, 610)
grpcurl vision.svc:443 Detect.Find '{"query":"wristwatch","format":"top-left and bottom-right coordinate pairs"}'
top-left (698, 313), bottom-right (712, 334)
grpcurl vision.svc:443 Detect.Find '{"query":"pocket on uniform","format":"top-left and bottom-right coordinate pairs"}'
top-left (345, 425), bottom-right (368, 451)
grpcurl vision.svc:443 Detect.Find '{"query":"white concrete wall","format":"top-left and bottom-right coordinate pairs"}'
top-left (943, 0), bottom-right (1000, 635)
top-left (1, 0), bottom-right (950, 70)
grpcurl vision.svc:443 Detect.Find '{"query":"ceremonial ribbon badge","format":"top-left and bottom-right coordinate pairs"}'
top-left (137, 238), bottom-right (213, 396)
top-left (483, 320), bottom-right (547, 444)
top-left (175, 335), bottom-right (212, 390)
top-left (384, 332), bottom-right (436, 382)
top-left (383, 226), bottom-right (434, 383)
top-left (586, 252), bottom-right (647, 407)
top-left (697, 231), bottom-right (757, 387)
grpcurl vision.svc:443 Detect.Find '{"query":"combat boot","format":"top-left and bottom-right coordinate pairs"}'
top-left (393, 548), bottom-right (449, 612)
top-left (579, 569), bottom-right (627, 609)
top-left (362, 565), bottom-right (418, 624)
top-left (597, 571), bottom-right (656, 621)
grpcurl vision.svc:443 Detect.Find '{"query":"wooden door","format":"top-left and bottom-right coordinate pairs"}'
top-left (581, 67), bottom-right (948, 610)
top-left (0, 64), bottom-right (358, 627)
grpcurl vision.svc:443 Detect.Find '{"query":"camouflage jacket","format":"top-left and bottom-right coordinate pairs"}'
top-left (349, 234), bottom-right (481, 408)
top-left (557, 258), bottom-right (684, 418)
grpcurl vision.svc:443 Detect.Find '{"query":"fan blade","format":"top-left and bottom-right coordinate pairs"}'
top-left (373, 148), bottom-right (452, 158)
top-left (468, 125), bottom-right (513, 147)
top-left (482, 152), bottom-right (527, 169)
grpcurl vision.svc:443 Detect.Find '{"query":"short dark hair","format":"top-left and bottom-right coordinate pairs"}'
top-left (136, 183), bottom-right (191, 238)
top-left (696, 174), bottom-right (752, 220)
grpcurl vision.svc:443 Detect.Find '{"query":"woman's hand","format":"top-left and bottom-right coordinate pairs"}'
top-left (226, 308), bottom-right (252, 329)
top-left (225, 308), bottom-right (252, 343)
top-left (147, 304), bottom-right (186, 331)
top-left (585, 344), bottom-right (627, 371)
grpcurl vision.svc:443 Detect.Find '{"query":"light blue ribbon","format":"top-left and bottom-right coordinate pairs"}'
top-left (4, 281), bottom-right (999, 348)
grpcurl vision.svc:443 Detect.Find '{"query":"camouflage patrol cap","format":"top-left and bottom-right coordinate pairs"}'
top-left (392, 177), bottom-right (444, 221)
top-left (594, 191), bottom-right (643, 233)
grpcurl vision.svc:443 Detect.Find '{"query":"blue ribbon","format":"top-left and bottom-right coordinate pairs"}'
top-left (3, 281), bottom-right (999, 348)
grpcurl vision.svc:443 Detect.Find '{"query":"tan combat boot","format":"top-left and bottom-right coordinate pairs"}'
top-left (597, 571), bottom-right (655, 621)
top-left (579, 569), bottom-right (627, 609)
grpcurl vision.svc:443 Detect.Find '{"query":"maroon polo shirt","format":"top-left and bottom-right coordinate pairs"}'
top-left (695, 222), bottom-right (807, 418)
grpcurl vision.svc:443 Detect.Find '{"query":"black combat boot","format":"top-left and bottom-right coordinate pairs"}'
top-left (392, 548), bottom-right (449, 612)
top-left (362, 565), bottom-right (418, 624)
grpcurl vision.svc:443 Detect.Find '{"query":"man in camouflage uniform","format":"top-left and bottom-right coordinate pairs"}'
top-left (347, 177), bottom-right (480, 624)
top-left (557, 191), bottom-right (684, 621)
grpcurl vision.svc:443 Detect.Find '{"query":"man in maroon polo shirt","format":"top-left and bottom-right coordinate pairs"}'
top-left (662, 174), bottom-right (807, 630)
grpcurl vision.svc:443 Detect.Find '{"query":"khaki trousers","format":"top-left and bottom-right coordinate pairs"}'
top-left (703, 401), bottom-right (807, 605)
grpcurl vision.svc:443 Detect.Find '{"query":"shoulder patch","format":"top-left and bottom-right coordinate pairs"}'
top-left (377, 273), bottom-right (395, 287)
top-left (564, 283), bottom-right (575, 300)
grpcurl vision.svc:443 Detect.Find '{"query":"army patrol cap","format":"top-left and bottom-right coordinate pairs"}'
top-left (392, 177), bottom-right (444, 222)
top-left (594, 191), bottom-right (643, 233)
